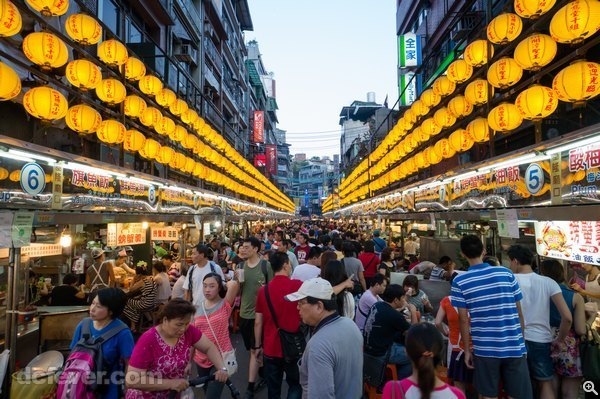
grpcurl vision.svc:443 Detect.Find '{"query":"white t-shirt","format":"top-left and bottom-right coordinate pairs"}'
top-left (355, 289), bottom-right (381, 331)
top-left (182, 261), bottom-right (225, 314)
top-left (291, 263), bottom-right (321, 282)
top-left (155, 272), bottom-right (172, 304)
top-left (515, 272), bottom-right (562, 343)
top-left (171, 275), bottom-right (186, 299)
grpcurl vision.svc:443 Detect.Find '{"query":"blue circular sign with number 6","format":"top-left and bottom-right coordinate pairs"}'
top-left (525, 163), bottom-right (544, 195)
top-left (20, 162), bottom-right (46, 196)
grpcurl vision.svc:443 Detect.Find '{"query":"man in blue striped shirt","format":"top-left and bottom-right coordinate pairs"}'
top-left (451, 235), bottom-right (533, 399)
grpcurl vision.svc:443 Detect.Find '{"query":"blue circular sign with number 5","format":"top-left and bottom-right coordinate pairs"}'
top-left (525, 163), bottom-right (544, 195)
top-left (20, 162), bottom-right (46, 196)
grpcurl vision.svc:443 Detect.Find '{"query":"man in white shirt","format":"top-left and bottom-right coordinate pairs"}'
top-left (404, 235), bottom-right (419, 256)
top-left (355, 274), bottom-right (387, 331)
top-left (277, 240), bottom-right (299, 270)
top-left (508, 245), bottom-right (572, 399)
top-left (183, 244), bottom-right (224, 314)
top-left (291, 247), bottom-right (322, 282)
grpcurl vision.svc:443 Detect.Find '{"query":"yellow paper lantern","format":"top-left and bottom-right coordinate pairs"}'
top-left (464, 40), bottom-right (494, 67)
top-left (171, 152), bottom-right (186, 170)
top-left (411, 100), bottom-right (429, 117)
top-left (447, 96), bottom-right (474, 118)
top-left (404, 109), bottom-right (417, 125)
top-left (194, 117), bottom-right (206, 132)
top-left (0, 0), bottom-right (22, 37)
top-left (449, 129), bottom-right (475, 153)
top-left (65, 13), bottom-right (102, 45)
top-left (415, 151), bottom-right (430, 169)
top-left (96, 120), bottom-right (126, 144)
top-left (170, 125), bottom-right (187, 143)
top-left (65, 104), bottom-right (101, 134)
top-left (95, 79), bottom-right (127, 105)
top-left (487, 58), bottom-right (523, 89)
top-left (515, 85), bottom-right (559, 120)
top-left (553, 60), bottom-right (600, 103)
top-left (420, 89), bottom-right (441, 108)
top-left (183, 133), bottom-right (198, 150)
top-left (65, 60), bottom-right (102, 90)
top-left (433, 108), bottom-right (457, 128)
top-left (170, 99), bottom-right (188, 116)
top-left (513, 33), bottom-right (557, 71)
top-left (140, 139), bottom-right (160, 160)
top-left (23, 86), bottom-right (68, 121)
top-left (140, 107), bottom-right (163, 129)
top-left (421, 117), bottom-right (442, 137)
top-left (124, 57), bottom-right (146, 81)
top-left (123, 129), bottom-right (146, 152)
top-left (487, 13), bottom-right (523, 44)
top-left (157, 146), bottom-right (175, 164)
top-left (0, 167), bottom-right (8, 180)
top-left (26, 0), bottom-right (67, 16)
top-left (515, 0), bottom-right (556, 18)
top-left (157, 116), bottom-right (175, 136)
top-left (432, 76), bottom-right (456, 97)
top-left (0, 61), bottom-right (21, 101)
top-left (156, 88), bottom-right (176, 108)
top-left (488, 103), bottom-right (523, 132)
top-left (413, 126), bottom-right (429, 143)
top-left (123, 95), bottom-right (147, 119)
top-left (9, 170), bottom-right (19, 182)
top-left (139, 75), bottom-right (163, 97)
top-left (184, 157), bottom-right (195, 174)
top-left (550, 0), bottom-right (600, 43)
top-left (97, 39), bottom-right (128, 67)
top-left (23, 32), bottom-right (69, 70)
top-left (466, 118), bottom-right (491, 142)
top-left (435, 139), bottom-right (456, 159)
top-left (181, 108), bottom-right (199, 126)
top-left (465, 79), bottom-right (494, 105)
top-left (446, 59), bottom-right (473, 83)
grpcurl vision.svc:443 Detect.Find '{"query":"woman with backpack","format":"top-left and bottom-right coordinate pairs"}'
top-left (62, 288), bottom-right (135, 399)
top-left (193, 273), bottom-right (240, 398)
top-left (125, 299), bottom-right (229, 398)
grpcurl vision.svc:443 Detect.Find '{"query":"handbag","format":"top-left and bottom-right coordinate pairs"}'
top-left (579, 323), bottom-right (600, 380)
top-left (200, 301), bottom-right (238, 376)
top-left (264, 283), bottom-right (306, 363)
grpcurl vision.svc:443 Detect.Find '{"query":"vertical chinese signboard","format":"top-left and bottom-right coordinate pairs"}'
top-left (535, 221), bottom-right (600, 266)
top-left (399, 34), bottom-right (422, 67)
top-left (399, 72), bottom-right (418, 106)
top-left (266, 145), bottom-right (277, 176)
top-left (253, 111), bottom-right (265, 143)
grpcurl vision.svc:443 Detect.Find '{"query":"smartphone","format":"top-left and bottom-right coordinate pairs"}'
top-left (349, 273), bottom-right (355, 280)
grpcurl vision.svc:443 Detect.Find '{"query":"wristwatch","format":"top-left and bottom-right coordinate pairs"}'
top-left (220, 367), bottom-right (228, 372)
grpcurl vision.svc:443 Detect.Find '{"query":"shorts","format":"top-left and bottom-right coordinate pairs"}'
top-left (239, 317), bottom-right (256, 351)
top-left (473, 355), bottom-right (533, 399)
top-left (525, 340), bottom-right (554, 381)
top-left (447, 350), bottom-right (474, 384)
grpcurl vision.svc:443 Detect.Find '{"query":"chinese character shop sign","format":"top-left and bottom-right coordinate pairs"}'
top-left (151, 227), bottom-right (179, 241)
top-left (399, 34), bottom-right (422, 68)
top-left (107, 223), bottom-right (146, 246)
top-left (253, 111), bottom-right (265, 143)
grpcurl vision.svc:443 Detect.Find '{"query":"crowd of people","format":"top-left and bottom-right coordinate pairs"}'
top-left (49, 220), bottom-right (600, 399)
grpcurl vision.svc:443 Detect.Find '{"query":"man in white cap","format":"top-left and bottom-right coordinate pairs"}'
top-left (285, 278), bottom-right (363, 399)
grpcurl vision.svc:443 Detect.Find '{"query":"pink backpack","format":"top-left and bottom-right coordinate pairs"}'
top-left (56, 318), bottom-right (126, 399)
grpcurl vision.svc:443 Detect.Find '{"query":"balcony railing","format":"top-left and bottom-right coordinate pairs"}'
top-left (175, 0), bottom-right (202, 39)
top-left (204, 37), bottom-right (223, 73)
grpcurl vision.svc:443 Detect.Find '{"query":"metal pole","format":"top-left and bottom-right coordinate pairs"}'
top-left (5, 246), bottom-right (21, 376)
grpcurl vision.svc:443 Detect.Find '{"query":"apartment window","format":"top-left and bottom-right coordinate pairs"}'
top-left (410, 7), bottom-right (429, 33)
top-left (126, 19), bottom-right (143, 43)
top-left (101, 0), bottom-right (120, 38)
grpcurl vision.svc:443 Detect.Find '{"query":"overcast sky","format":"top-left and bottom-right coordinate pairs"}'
top-left (247, 1), bottom-right (398, 158)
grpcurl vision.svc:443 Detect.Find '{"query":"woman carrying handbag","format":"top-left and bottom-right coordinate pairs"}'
top-left (193, 273), bottom-right (240, 399)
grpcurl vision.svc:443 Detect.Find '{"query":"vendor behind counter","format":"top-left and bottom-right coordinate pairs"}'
top-left (49, 273), bottom-right (87, 306)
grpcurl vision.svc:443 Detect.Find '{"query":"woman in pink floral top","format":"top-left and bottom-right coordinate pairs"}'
top-left (125, 299), bottom-right (229, 398)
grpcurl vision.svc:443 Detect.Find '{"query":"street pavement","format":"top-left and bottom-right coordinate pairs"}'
top-left (193, 331), bottom-right (289, 399)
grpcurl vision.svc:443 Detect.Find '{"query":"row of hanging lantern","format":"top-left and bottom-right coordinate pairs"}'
top-left (0, 0), bottom-right (294, 211)
top-left (338, 0), bottom-right (600, 207)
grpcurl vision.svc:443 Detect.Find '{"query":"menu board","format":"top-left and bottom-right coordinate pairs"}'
top-left (151, 227), bottom-right (179, 241)
top-left (535, 221), bottom-right (600, 266)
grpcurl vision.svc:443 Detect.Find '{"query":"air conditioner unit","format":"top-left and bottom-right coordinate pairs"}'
top-left (175, 44), bottom-right (198, 65)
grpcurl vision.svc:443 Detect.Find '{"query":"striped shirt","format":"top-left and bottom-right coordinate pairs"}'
top-left (450, 263), bottom-right (526, 358)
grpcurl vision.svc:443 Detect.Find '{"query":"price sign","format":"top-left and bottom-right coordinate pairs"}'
top-left (20, 163), bottom-right (46, 196)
